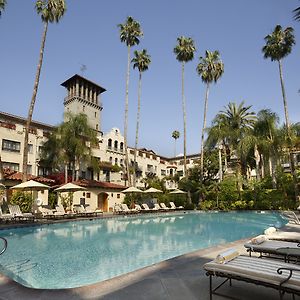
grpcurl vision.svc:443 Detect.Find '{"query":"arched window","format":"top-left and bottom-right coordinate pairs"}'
top-left (120, 159), bottom-right (123, 166)
top-left (120, 142), bottom-right (124, 152)
top-left (108, 139), bottom-right (112, 149)
top-left (109, 157), bottom-right (113, 163)
top-left (114, 140), bottom-right (118, 151)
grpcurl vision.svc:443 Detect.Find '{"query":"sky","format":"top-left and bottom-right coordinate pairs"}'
top-left (0, 1), bottom-right (300, 158)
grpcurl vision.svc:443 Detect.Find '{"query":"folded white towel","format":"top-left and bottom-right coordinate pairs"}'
top-left (215, 248), bottom-right (239, 264)
top-left (250, 235), bottom-right (267, 244)
top-left (264, 227), bottom-right (277, 235)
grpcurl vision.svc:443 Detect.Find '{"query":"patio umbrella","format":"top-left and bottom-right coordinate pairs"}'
top-left (144, 187), bottom-right (163, 193)
top-left (121, 187), bottom-right (143, 193)
top-left (10, 180), bottom-right (50, 191)
top-left (169, 189), bottom-right (187, 194)
top-left (54, 182), bottom-right (86, 192)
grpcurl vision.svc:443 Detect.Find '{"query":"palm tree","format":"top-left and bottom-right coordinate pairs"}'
top-left (262, 24), bottom-right (298, 199)
top-left (0, 0), bottom-right (6, 16)
top-left (131, 49), bottom-right (151, 187)
top-left (172, 130), bottom-right (180, 157)
top-left (196, 50), bottom-right (224, 181)
top-left (40, 113), bottom-right (98, 182)
top-left (173, 36), bottom-right (196, 177)
top-left (294, 5), bottom-right (300, 21)
top-left (217, 102), bottom-right (256, 194)
top-left (22, 0), bottom-right (66, 182)
top-left (118, 16), bottom-right (143, 186)
top-left (254, 109), bottom-right (281, 187)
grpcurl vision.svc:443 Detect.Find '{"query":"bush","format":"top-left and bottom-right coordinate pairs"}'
top-left (10, 191), bottom-right (33, 213)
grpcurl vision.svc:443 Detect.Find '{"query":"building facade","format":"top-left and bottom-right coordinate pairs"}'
top-left (0, 74), bottom-right (195, 192)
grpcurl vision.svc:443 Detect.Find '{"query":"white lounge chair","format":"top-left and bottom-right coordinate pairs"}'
top-left (55, 204), bottom-right (76, 218)
top-left (39, 206), bottom-right (64, 219)
top-left (121, 204), bottom-right (138, 214)
top-left (8, 205), bottom-right (35, 221)
top-left (169, 201), bottom-right (184, 210)
top-left (159, 203), bottom-right (170, 211)
top-left (0, 206), bottom-right (13, 222)
top-left (142, 203), bottom-right (156, 212)
top-left (204, 255), bottom-right (300, 299)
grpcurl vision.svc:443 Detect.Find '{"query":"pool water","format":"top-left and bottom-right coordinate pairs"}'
top-left (0, 211), bottom-right (286, 289)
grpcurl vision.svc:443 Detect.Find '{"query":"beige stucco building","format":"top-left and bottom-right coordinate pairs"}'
top-left (0, 74), bottom-right (200, 211)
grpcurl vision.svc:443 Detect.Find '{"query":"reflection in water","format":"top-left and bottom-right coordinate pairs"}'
top-left (0, 211), bottom-right (286, 289)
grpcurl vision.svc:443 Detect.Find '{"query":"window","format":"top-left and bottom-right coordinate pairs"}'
top-left (109, 157), bottom-right (113, 163)
top-left (120, 159), bottom-right (123, 166)
top-left (83, 105), bottom-right (85, 112)
top-left (86, 192), bottom-right (91, 198)
top-left (2, 139), bottom-right (20, 152)
top-left (115, 158), bottom-right (118, 165)
top-left (161, 169), bottom-right (166, 176)
top-left (95, 112), bottom-right (97, 118)
top-left (120, 142), bottom-right (124, 152)
top-left (96, 124), bottom-right (98, 130)
top-left (27, 165), bottom-right (32, 175)
top-left (108, 139), bottom-right (112, 149)
top-left (2, 162), bottom-right (19, 171)
top-left (28, 144), bottom-right (33, 154)
top-left (117, 194), bottom-right (120, 199)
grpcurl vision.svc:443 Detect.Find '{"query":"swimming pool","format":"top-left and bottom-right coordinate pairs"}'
top-left (0, 211), bottom-right (286, 289)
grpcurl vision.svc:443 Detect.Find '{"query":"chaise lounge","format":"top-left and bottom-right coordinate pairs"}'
top-left (203, 254), bottom-right (300, 300)
top-left (244, 236), bottom-right (300, 262)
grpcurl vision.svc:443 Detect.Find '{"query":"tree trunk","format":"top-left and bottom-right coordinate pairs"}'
top-left (218, 145), bottom-right (222, 182)
top-left (254, 145), bottom-right (260, 181)
top-left (174, 139), bottom-right (177, 157)
top-left (64, 164), bottom-right (68, 183)
top-left (269, 155), bottom-right (277, 189)
top-left (223, 146), bottom-right (228, 173)
top-left (133, 71), bottom-right (142, 187)
top-left (22, 22), bottom-right (48, 182)
top-left (278, 60), bottom-right (299, 200)
top-left (181, 62), bottom-right (187, 177)
top-left (261, 154), bottom-right (265, 178)
top-left (124, 45), bottom-right (131, 186)
top-left (200, 83), bottom-right (210, 181)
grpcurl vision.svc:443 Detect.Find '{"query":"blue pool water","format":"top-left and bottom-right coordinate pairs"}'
top-left (0, 211), bottom-right (286, 289)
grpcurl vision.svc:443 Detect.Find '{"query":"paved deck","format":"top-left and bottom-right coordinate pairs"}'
top-left (0, 220), bottom-right (299, 299)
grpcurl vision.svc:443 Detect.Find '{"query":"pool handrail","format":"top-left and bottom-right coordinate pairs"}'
top-left (0, 237), bottom-right (7, 255)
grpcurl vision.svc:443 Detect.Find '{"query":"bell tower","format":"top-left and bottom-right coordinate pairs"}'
top-left (61, 74), bottom-right (106, 132)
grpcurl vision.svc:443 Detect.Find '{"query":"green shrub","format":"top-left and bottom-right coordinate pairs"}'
top-left (10, 191), bottom-right (33, 213)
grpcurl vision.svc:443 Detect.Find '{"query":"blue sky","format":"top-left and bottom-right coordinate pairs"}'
top-left (0, 0), bottom-right (299, 157)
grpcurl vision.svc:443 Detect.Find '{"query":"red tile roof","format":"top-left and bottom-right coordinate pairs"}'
top-left (3, 169), bottom-right (55, 184)
top-left (74, 179), bottom-right (125, 190)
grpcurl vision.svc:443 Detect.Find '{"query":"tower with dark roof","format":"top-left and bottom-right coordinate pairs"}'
top-left (61, 74), bottom-right (106, 132)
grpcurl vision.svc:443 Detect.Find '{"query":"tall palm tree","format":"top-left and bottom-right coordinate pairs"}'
top-left (173, 36), bottom-right (196, 177)
top-left (131, 49), bottom-right (151, 187)
top-left (0, 0), bottom-right (6, 16)
top-left (22, 0), bottom-right (66, 182)
top-left (254, 109), bottom-right (281, 187)
top-left (118, 16), bottom-right (143, 186)
top-left (262, 24), bottom-right (298, 199)
top-left (196, 50), bottom-right (224, 181)
top-left (294, 5), bottom-right (300, 21)
top-left (172, 130), bottom-right (180, 157)
top-left (217, 102), bottom-right (256, 194)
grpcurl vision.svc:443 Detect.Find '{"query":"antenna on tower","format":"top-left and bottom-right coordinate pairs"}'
top-left (80, 64), bottom-right (87, 75)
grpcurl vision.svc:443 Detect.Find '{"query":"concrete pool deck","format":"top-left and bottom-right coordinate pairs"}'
top-left (0, 220), bottom-right (299, 299)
